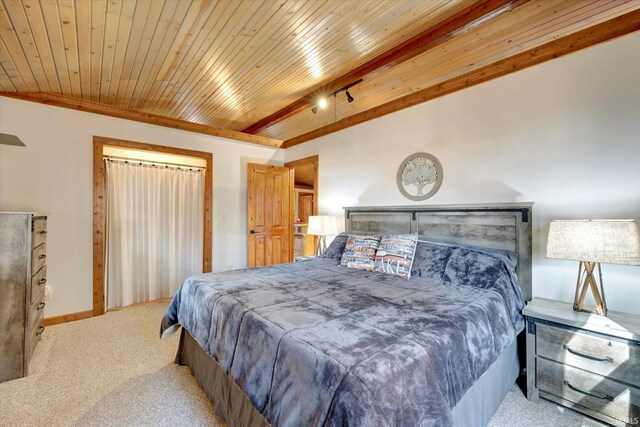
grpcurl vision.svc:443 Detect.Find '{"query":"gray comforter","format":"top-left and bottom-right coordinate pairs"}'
top-left (161, 241), bottom-right (524, 426)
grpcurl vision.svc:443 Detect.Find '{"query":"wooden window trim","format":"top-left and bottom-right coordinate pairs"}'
top-left (93, 136), bottom-right (213, 317)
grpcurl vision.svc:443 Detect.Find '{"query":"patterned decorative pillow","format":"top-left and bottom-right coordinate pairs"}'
top-left (340, 235), bottom-right (382, 271)
top-left (374, 234), bottom-right (419, 279)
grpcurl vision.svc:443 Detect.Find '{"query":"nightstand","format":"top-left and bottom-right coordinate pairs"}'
top-left (523, 298), bottom-right (640, 426)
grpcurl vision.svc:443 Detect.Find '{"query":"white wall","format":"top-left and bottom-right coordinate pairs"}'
top-left (285, 33), bottom-right (640, 315)
top-left (0, 98), bottom-right (283, 317)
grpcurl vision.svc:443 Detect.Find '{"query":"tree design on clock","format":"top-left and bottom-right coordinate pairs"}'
top-left (397, 153), bottom-right (443, 201)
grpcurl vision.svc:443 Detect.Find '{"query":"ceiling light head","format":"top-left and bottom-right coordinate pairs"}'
top-left (311, 106), bottom-right (318, 114)
top-left (346, 90), bottom-right (354, 103)
top-left (318, 97), bottom-right (328, 109)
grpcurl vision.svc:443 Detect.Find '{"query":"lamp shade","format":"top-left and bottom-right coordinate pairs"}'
top-left (307, 215), bottom-right (338, 236)
top-left (547, 220), bottom-right (640, 265)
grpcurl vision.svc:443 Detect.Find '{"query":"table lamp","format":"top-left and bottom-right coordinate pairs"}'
top-left (307, 215), bottom-right (338, 256)
top-left (546, 219), bottom-right (640, 316)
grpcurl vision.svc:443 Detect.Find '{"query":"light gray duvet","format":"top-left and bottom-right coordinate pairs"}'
top-left (161, 241), bottom-right (524, 426)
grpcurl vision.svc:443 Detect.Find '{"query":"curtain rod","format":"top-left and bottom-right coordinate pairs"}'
top-left (104, 155), bottom-right (205, 169)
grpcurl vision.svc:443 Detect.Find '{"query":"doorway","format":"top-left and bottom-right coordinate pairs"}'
top-left (246, 155), bottom-right (318, 268)
top-left (284, 155), bottom-right (318, 258)
top-left (247, 163), bottom-right (294, 268)
top-left (93, 136), bottom-right (212, 316)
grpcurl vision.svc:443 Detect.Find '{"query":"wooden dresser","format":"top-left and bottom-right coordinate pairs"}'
top-left (524, 298), bottom-right (640, 426)
top-left (0, 212), bottom-right (48, 383)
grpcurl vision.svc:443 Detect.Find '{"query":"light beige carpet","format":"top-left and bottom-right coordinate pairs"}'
top-left (0, 302), bottom-right (603, 427)
top-left (0, 301), bottom-right (222, 427)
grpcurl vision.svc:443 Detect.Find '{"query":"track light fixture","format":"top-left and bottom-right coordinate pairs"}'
top-left (346, 90), bottom-right (354, 103)
top-left (311, 97), bottom-right (328, 113)
top-left (310, 79), bottom-right (362, 113)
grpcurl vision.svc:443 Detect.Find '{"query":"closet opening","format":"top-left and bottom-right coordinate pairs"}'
top-left (93, 136), bottom-right (212, 316)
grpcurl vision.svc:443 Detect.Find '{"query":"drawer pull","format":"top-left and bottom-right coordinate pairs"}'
top-left (39, 231), bottom-right (47, 235)
top-left (563, 380), bottom-right (613, 401)
top-left (37, 302), bottom-right (45, 310)
top-left (38, 278), bottom-right (47, 285)
top-left (563, 344), bottom-right (613, 363)
top-left (36, 326), bottom-right (45, 336)
top-left (38, 254), bottom-right (47, 260)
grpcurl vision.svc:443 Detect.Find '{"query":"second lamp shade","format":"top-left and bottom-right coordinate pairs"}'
top-left (547, 220), bottom-right (640, 265)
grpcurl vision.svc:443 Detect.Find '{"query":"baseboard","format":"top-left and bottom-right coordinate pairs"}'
top-left (44, 309), bottom-right (94, 326)
top-left (43, 298), bottom-right (171, 326)
top-left (107, 297), bottom-right (172, 311)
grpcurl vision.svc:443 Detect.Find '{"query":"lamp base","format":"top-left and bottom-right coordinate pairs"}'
top-left (573, 261), bottom-right (608, 316)
top-left (314, 236), bottom-right (327, 257)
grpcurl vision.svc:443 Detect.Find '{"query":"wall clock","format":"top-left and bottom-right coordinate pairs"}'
top-left (397, 152), bottom-right (443, 201)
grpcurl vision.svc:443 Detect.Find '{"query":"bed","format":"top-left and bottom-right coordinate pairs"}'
top-left (161, 203), bottom-right (533, 426)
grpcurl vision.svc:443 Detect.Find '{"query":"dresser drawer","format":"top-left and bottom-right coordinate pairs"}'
top-left (537, 323), bottom-right (640, 387)
top-left (27, 291), bottom-right (46, 359)
top-left (31, 242), bottom-right (47, 275)
top-left (31, 265), bottom-right (47, 304)
top-left (27, 314), bottom-right (45, 363)
top-left (538, 358), bottom-right (640, 425)
top-left (32, 217), bottom-right (47, 248)
top-left (29, 289), bottom-right (46, 331)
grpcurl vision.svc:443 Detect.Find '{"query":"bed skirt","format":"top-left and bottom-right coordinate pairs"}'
top-left (176, 328), bottom-right (520, 427)
top-left (176, 329), bottom-right (270, 427)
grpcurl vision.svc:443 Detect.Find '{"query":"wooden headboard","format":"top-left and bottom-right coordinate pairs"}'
top-left (344, 203), bottom-right (533, 301)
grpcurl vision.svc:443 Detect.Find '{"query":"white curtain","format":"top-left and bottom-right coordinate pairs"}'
top-left (105, 159), bottom-right (204, 309)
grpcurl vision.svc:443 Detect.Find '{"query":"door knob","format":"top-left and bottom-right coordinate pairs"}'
top-left (249, 229), bottom-right (256, 234)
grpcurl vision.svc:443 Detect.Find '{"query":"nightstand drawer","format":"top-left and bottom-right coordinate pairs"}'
top-left (538, 358), bottom-right (640, 425)
top-left (537, 323), bottom-right (640, 387)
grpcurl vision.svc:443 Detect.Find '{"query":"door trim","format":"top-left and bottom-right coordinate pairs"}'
top-left (285, 155), bottom-right (319, 254)
top-left (92, 136), bottom-right (213, 316)
top-left (284, 155), bottom-right (318, 216)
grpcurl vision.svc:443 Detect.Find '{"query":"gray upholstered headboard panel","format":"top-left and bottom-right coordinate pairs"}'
top-left (344, 203), bottom-right (533, 301)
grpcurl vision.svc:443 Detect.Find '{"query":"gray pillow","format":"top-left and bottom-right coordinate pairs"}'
top-left (411, 241), bottom-right (453, 282)
top-left (410, 239), bottom-right (519, 283)
top-left (418, 239), bottom-right (519, 271)
top-left (320, 233), bottom-right (348, 259)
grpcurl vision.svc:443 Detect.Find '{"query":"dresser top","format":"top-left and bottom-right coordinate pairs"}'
top-left (523, 297), bottom-right (640, 341)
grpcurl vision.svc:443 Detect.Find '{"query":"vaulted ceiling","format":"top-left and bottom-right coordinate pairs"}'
top-left (1, 0), bottom-right (639, 148)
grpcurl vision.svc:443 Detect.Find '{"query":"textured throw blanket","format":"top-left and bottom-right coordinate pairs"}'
top-left (161, 242), bottom-right (524, 426)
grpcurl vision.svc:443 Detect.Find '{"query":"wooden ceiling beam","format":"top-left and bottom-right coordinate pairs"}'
top-left (242, 0), bottom-right (529, 135)
top-left (0, 92), bottom-right (282, 148)
top-left (282, 9), bottom-right (640, 148)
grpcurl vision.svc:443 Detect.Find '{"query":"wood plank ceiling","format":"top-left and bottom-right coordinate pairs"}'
top-left (1, 0), bottom-right (639, 148)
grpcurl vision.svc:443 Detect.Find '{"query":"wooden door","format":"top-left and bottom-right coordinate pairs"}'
top-left (298, 193), bottom-right (314, 223)
top-left (247, 163), bottom-right (294, 268)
